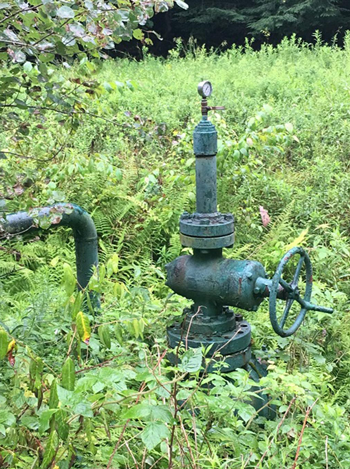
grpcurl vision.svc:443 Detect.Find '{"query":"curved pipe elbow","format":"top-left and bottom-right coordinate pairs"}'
top-left (0, 203), bottom-right (98, 292)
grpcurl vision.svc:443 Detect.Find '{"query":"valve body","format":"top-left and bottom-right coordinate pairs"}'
top-left (166, 251), bottom-right (266, 314)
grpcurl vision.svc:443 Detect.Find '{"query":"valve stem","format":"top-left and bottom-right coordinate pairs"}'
top-left (201, 98), bottom-right (226, 117)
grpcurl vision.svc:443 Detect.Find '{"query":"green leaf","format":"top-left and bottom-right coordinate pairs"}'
top-left (40, 53), bottom-right (55, 63)
top-left (122, 403), bottom-right (151, 420)
top-left (92, 381), bottom-right (105, 393)
top-left (133, 29), bottom-right (143, 40)
top-left (98, 324), bottom-right (111, 349)
top-left (75, 375), bottom-right (98, 392)
top-left (20, 416), bottom-right (39, 430)
top-left (141, 421), bottom-right (170, 450)
top-left (285, 122), bottom-right (294, 132)
top-left (107, 253), bottom-right (119, 275)
top-left (41, 429), bottom-right (58, 469)
top-left (63, 263), bottom-right (76, 296)
top-left (55, 409), bottom-right (69, 440)
top-left (179, 348), bottom-right (203, 373)
top-left (23, 61), bottom-right (33, 73)
top-left (76, 311), bottom-right (91, 344)
top-left (13, 50), bottom-right (26, 63)
top-left (85, 417), bottom-right (97, 454)
top-left (61, 357), bottom-right (75, 391)
top-left (29, 359), bottom-right (37, 381)
top-left (39, 409), bottom-right (57, 435)
top-left (56, 385), bottom-right (77, 406)
top-left (71, 291), bottom-right (83, 320)
top-left (234, 401), bottom-right (256, 423)
top-left (73, 402), bottom-right (93, 418)
top-left (103, 82), bottom-right (114, 92)
top-left (0, 328), bottom-right (8, 360)
top-left (49, 379), bottom-right (59, 409)
top-left (132, 318), bottom-right (144, 339)
top-left (113, 282), bottom-right (125, 299)
top-left (115, 324), bottom-right (123, 346)
top-left (0, 410), bottom-right (15, 426)
top-left (57, 6), bottom-right (75, 18)
top-left (149, 405), bottom-right (173, 423)
top-left (14, 98), bottom-right (27, 109)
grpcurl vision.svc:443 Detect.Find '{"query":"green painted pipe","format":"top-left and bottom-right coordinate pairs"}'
top-left (193, 116), bottom-right (218, 214)
top-left (0, 203), bottom-right (98, 298)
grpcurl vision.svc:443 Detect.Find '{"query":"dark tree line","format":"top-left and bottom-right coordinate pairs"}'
top-left (151, 0), bottom-right (350, 54)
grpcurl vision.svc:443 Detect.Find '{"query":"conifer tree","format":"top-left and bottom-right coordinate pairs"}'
top-left (246, 0), bottom-right (350, 41)
top-left (169, 0), bottom-right (350, 48)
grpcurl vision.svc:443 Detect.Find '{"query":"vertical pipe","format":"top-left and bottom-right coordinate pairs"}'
top-left (195, 155), bottom-right (217, 214)
top-left (193, 114), bottom-right (218, 215)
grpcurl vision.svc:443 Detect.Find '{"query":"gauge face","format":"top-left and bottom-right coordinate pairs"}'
top-left (198, 81), bottom-right (213, 98)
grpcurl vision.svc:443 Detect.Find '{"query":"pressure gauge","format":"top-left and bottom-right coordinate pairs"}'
top-left (198, 81), bottom-right (213, 98)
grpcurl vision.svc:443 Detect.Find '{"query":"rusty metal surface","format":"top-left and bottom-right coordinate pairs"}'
top-left (166, 253), bottom-right (266, 313)
top-left (180, 212), bottom-right (234, 238)
top-left (180, 233), bottom-right (234, 250)
top-left (183, 306), bottom-right (236, 335)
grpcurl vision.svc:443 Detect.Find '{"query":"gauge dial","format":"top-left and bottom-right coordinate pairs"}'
top-left (198, 81), bottom-right (213, 98)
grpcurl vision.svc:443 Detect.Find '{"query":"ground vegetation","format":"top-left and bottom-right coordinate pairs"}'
top-left (1, 37), bottom-right (350, 468)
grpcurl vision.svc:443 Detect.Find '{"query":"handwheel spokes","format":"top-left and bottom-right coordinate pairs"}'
top-left (292, 256), bottom-right (304, 288)
top-left (279, 255), bottom-right (305, 295)
top-left (269, 246), bottom-right (314, 337)
top-left (279, 298), bottom-right (294, 328)
top-left (279, 277), bottom-right (293, 293)
top-left (270, 246), bottom-right (332, 337)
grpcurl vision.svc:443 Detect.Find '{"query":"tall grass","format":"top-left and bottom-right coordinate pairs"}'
top-left (1, 35), bottom-right (350, 467)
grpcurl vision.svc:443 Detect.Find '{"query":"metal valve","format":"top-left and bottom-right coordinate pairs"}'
top-left (166, 81), bottom-right (334, 377)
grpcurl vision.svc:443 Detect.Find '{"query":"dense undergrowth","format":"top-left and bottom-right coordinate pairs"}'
top-left (1, 36), bottom-right (350, 468)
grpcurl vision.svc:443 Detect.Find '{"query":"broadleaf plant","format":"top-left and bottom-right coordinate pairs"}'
top-left (0, 0), bottom-right (188, 165)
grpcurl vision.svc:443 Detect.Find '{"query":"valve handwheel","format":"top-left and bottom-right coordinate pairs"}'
top-left (269, 247), bottom-right (333, 337)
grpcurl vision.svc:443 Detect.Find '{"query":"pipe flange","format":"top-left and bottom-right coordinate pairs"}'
top-left (180, 212), bottom-right (234, 238)
top-left (180, 233), bottom-right (234, 249)
top-left (183, 308), bottom-right (236, 335)
top-left (167, 320), bottom-right (251, 356)
top-left (207, 346), bottom-right (251, 373)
